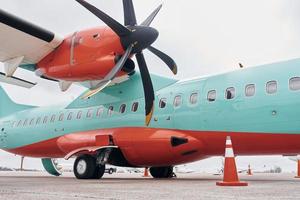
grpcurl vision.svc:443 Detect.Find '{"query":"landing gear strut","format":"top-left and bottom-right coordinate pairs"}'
top-left (150, 166), bottom-right (174, 178)
top-left (73, 155), bottom-right (105, 179)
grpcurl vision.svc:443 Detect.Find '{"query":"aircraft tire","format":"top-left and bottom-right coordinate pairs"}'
top-left (92, 164), bottom-right (106, 179)
top-left (150, 166), bottom-right (174, 178)
top-left (73, 155), bottom-right (96, 179)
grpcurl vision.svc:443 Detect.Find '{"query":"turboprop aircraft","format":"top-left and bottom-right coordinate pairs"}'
top-left (1, 1), bottom-right (300, 179)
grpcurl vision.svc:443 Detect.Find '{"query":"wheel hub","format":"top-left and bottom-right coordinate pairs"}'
top-left (77, 159), bottom-right (87, 175)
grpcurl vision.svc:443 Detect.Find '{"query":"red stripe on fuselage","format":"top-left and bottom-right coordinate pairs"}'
top-left (5, 128), bottom-right (300, 166)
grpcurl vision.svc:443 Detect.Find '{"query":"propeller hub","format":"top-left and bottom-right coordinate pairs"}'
top-left (121, 26), bottom-right (159, 53)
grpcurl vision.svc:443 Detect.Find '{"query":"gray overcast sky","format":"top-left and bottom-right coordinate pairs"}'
top-left (0, 0), bottom-right (299, 171)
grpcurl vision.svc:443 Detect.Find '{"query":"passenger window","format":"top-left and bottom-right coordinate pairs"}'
top-left (87, 109), bottom-right (93, 118)
top-left (159, 98), bottom-right (167, 108)
top-left (59, 113), bottom-right (64, 121)
top-left (67, 112), bottom-right (73, 120)
top-left (207, 90), bottom-right (216, 102)
top-left (77, 111), bottom-right (82, 119)
top-left (23, 119), bottom-right (28, 126)
top-left (96, 107), bottom-right (104, 117)
top-left (17, 120), bottom-right (22, 127)
top-left (43, 116), bottom-right (48, 124)
top-left (190, 93), bottom-right (198, 105)
top-left (173, 95), bottom-right (182, 107)
top-left (266, 81), bottom-right (277, 94)
top-left (225, 87), bottom-right (235, 99)
top-left (119, 104), bottom-right (126, 114)
top-left (12, 121), bottom-right (16, 127)
top-left (50, 115), bottom-right (56, 123)
top-left (289, 77), bottom-right (300, 91)
top-left (245, 84), bottom-right (255, 97)
top-left (36, 117), bottom-right (41, 125)
top-left (132, 102), bottom-right (139, 112)
top-left (29, 119), bottom-right (34, 125)
top-left (108, 106), bottom-right (114, 116)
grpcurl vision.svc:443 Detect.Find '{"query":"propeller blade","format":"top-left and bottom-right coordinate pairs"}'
top-left (81, 44), bottom-right (133, 99)
top-left (123, 0), bottom-right (137, 26)
top-left (141, 4), bottom-right (162, 27)
top-left (76, 0), bottom-right (131, 37)
top-left (135, 52), bottom-right (155, 126)
top-left (148, 46), bottom-right (177, 75)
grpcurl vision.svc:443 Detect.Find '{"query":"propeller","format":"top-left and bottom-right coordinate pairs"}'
top-left (76, 0), bottom-right (177, 126)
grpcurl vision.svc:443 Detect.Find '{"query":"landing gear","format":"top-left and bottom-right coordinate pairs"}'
top-left (150, 166), bottom-right (174, 178)
top-left (73, 155), bottom-right (105, 179)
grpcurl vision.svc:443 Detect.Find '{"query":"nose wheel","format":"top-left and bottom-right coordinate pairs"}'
top-left (73, 155), bottom-right (105, 179)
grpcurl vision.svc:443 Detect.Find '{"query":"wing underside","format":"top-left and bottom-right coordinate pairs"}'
top-left (0, 8), bottom-right (63, 65)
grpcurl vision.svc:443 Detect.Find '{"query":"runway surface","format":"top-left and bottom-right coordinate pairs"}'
top-left (0, 172), bottom-right (300, 200)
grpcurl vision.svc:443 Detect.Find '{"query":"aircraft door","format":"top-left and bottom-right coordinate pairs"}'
top-left (152, 93), bottom-right (174, 129)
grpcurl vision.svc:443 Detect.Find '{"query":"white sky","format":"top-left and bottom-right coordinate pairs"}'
top-left (0, 0), bottom-right (299, 172)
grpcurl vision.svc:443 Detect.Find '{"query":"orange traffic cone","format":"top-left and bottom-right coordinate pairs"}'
top-left (247, 164), bottom-right (253, 176)
top-left (143, 167), bottom-right (149, 177)
top-left (216, 136), bottom-right (248, 186)
top-left (295, 160), bottom-right (300, 178)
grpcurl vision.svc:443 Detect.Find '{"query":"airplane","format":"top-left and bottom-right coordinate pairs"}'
top-left (1, 0), bottom-right (300, 180)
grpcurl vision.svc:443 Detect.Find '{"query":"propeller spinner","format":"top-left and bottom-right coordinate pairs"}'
top-left (76, 0), bottom-right (177, 126)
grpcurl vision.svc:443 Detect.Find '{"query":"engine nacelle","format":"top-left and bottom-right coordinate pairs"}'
top-left (37, 27), bottom-right (133, 82)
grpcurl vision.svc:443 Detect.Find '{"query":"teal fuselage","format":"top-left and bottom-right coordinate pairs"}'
top-left (1, 58), bottom-right (300, 153)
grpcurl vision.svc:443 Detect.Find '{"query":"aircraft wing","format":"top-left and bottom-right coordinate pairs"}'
top-left (0, 8), bottom-right (63, 69)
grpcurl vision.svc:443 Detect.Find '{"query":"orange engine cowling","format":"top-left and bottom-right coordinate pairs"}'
top-left (37, 27), bottom-right (134, 82)
top-left (114, 128), bottom-right (205, 167)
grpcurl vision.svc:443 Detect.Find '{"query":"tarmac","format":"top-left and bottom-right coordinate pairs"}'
top-left (0, 171), bottom-right (300, 200)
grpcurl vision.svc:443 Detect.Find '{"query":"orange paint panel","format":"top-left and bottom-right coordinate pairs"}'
top-left (6, 128), bottom-right (300, 167)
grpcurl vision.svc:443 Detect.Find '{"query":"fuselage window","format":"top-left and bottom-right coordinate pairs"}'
top-left (87, 109), bottom-right (93, 118)
top-left (23, 119), bottom-right (28, 126)
top-left (266, 81), bottom-right (277, 94)
top-left (225, 87), bottom-right (235, 99)
top-left (159, 98), bottom-right (167, 108)
top-left (50, 115), bottom-right (56, 123)
top-left (289, 77), bottom-right (300, 91)
top-left (119, 104), bottom-right (126, 114)
top-left (17, 120), bottom-right (22, 127)
top-left (77, 111), bottom-right (82, 119)
top-left (245, 84), bottom-right (255, 97)
top-left (67, 112), bottom-right (73, 120)
top-left (43, 116), bottom-right (48, 124)
top-left (132, 102), bottom-right (139, 112)
top-left (190, 93), bottom-right (198, 105)
top-left (173, 95), bottom-right (182, 107)
top-left (96, 107), bottom-right (104, 117)
top-left (29, 119), bottom-right (35, 125)
top-left (59, 113), bottom-right (64, 121)
top-left (36, 117), bottom-right (41, 125)
top-left (207, 90), bottom-right (216, 102)
top-left (108, 106), bottom-right (114, 116)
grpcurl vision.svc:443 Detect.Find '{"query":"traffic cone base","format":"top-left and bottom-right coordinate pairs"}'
top-left (216, 181), bottom-right (248, 186)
